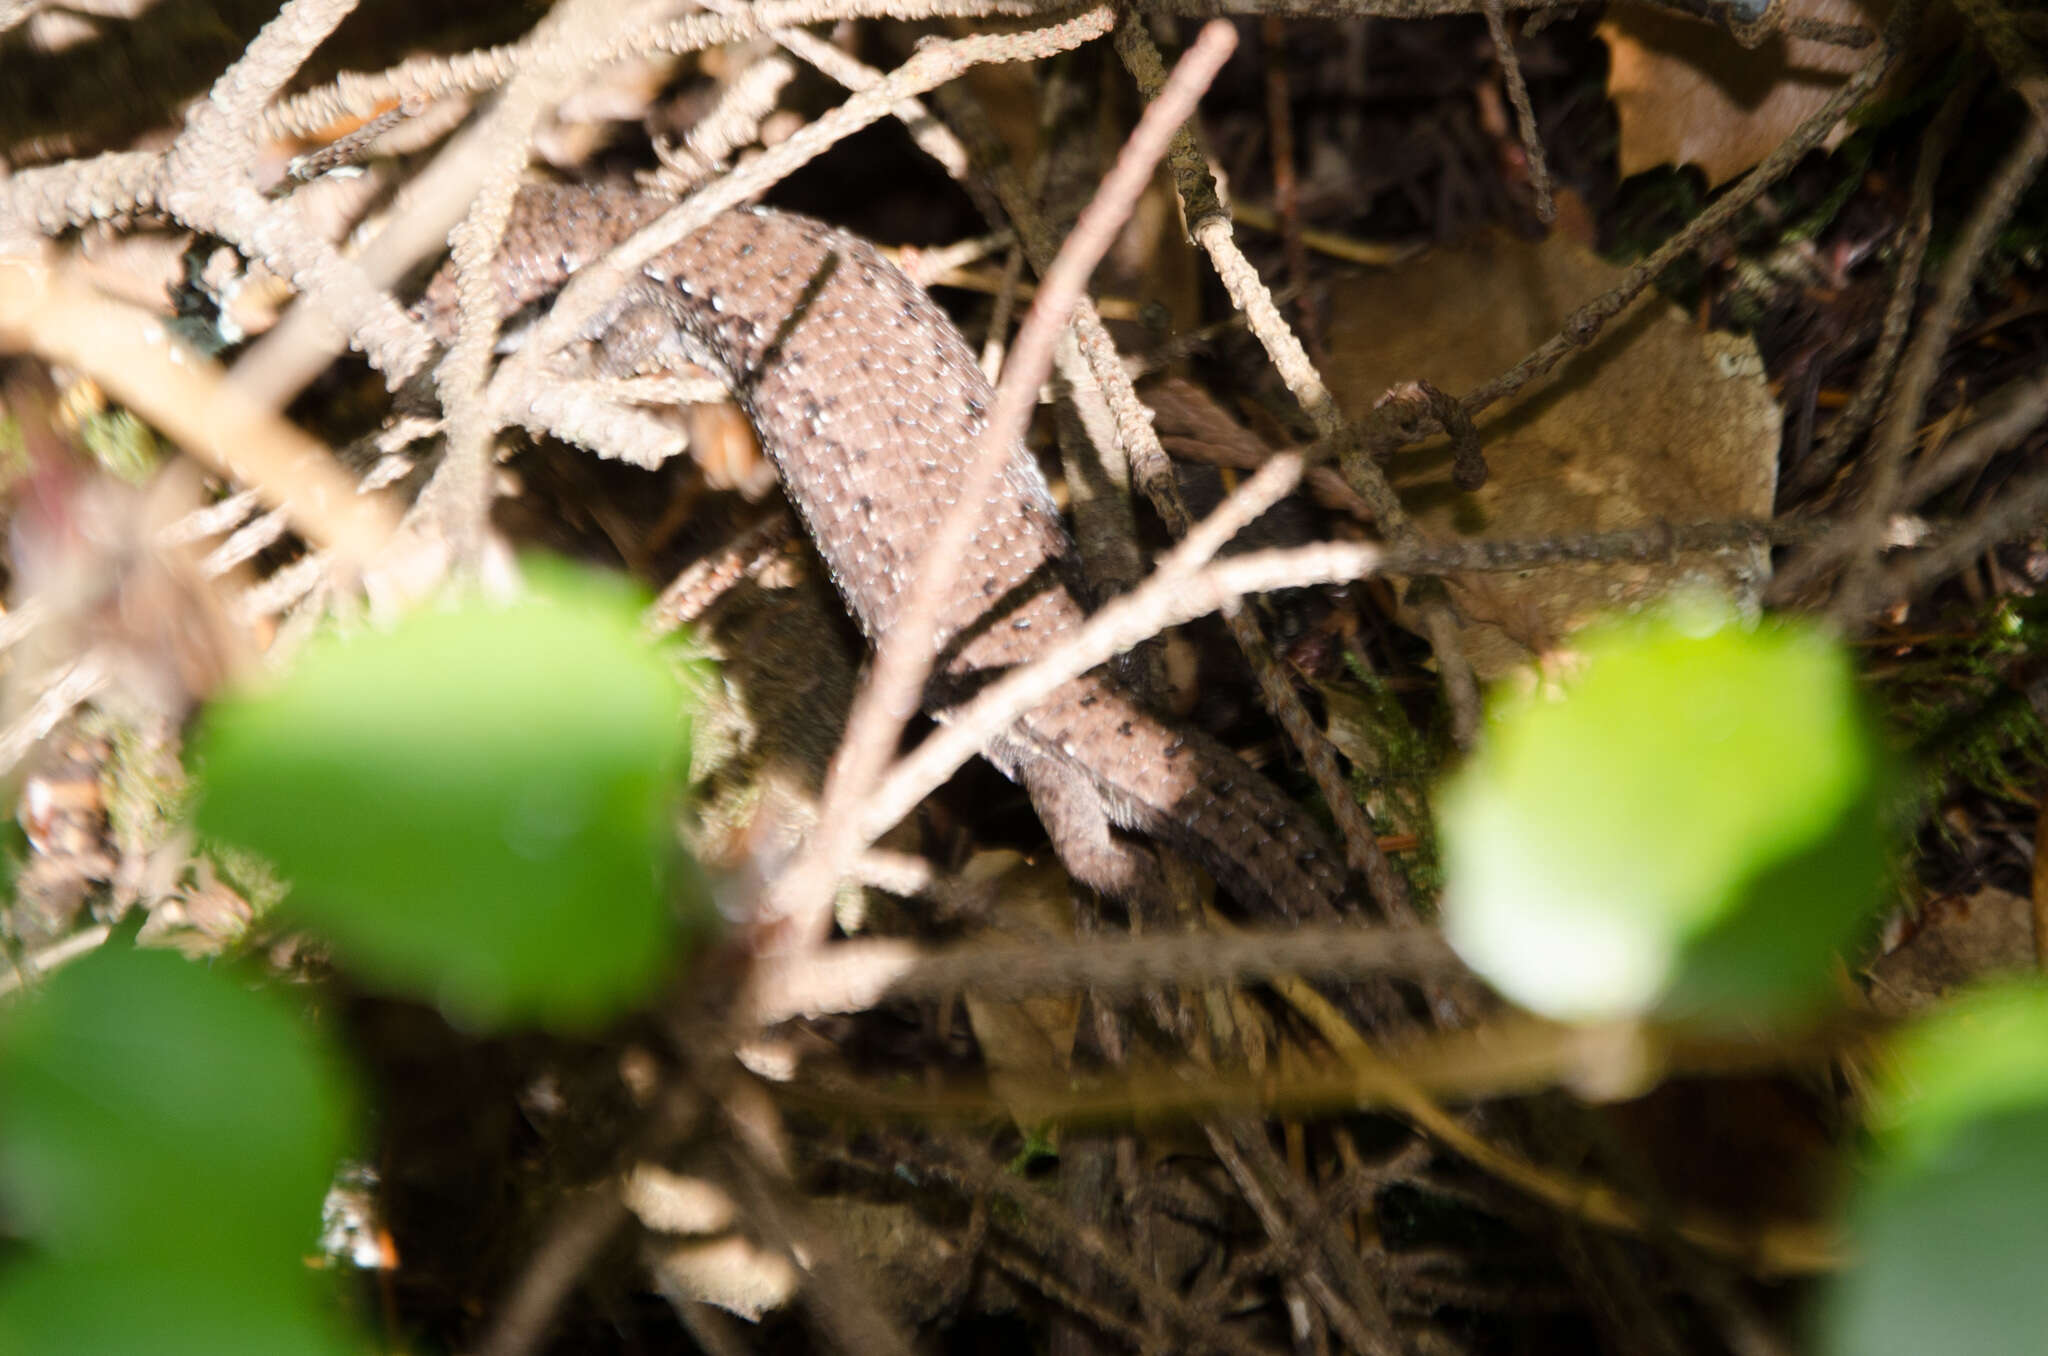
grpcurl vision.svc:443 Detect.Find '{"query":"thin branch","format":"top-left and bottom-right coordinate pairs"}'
top-left (741, 923), bottom-right (1460, 1024)
top-left (471, 1186), bottom-right (634, 1356)
top-left (423, 0), bottom-right (648, 574)
top-left (1899, 355), bottom-right (2048, 506)
top-left (0, 259), bottom-right (399, 569)
top-left (802, 1018), bottom-right (1852, 1276)
top-left (759, 17), bottom-right (1228, 949)
top-left (856, 457), bottom-right (1332, 853)
top-left (1116, 17), bottom-right (1427, 913)
top-left (1786, 65), bottom-right (1979, 500)
top-left (263, 0), bottom-right (1061, 140)
top-left (732, 3), bottom-right (975, 184)
top-left (0, 924), bottom-right (114, 1002)
top-left (0, 653), bottom-right (110, 781)
top-left (1206, 1120), bottom-right (1405, 1356)
top-left (155, 0), bottom-right (433, 384)
top-left (657, 49), bottom-right (799, 189)
top-left (1884, 455), bottom-right (2048, 599)
top-left (1834, 90), bottom-right (2048, 616)
top-left (851, 1132), bottom-right (1276, 1356)
top-left (483, 9), bottom-right (1117, 444)
top-left (1772, 87), bottom-right (2048, 613)
top-left (1484, 0), bottom-right (1554, 221)
top-left (646, 513), bottom-right (798, 635)
top-left (853, 511), bottom-right (1807, 861)
top-left (1454, 0), bottom-right (1918, 426)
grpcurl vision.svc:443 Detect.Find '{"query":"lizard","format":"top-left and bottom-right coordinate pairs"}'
top-left (419, 183), bottom-right (1356, 924)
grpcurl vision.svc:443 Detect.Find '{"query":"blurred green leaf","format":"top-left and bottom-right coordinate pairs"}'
top-left (1867, 982), bottom-right (2048, 1180)
top-left (193, 562), bottom-right (703, 1028)
top-left (1825, 985), bottom-right (2048, 1355)
top-left (0, 1256), bottom-right (360, 1356)
top-left (0, 946), bottom-right (354, 1266)
top-left (1439, 603), bottom-right (1890, 1024)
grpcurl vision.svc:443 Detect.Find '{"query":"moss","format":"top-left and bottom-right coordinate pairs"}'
top-left (1324, 657), bottom-right (1446, 901)
top-left (1885, 596), bottom-right (2048, 832)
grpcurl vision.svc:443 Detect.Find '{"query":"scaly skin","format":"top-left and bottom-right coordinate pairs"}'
top-left (420, 184), bottom-right (1352, 921)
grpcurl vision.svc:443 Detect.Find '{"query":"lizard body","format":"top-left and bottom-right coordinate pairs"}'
top-left (422, 184), bottom-right (1353, 921)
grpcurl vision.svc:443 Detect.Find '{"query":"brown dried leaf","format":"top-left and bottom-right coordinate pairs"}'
top-left (1327, 222), bottom-right (1780, 678)
top-left (1598, 0), bottom-right (1883, 188)
top-left (1864, 886), bottom-right (2039, 1017)
top-left (958, 851), bottom-right (1083, 1131)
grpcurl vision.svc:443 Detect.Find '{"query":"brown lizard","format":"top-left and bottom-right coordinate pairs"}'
top-left (420, 184), bottom-right (1355, 922)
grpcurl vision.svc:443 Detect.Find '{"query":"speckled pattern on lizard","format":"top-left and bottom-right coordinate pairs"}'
top-left (418, 184), bottom-right (1355, 922)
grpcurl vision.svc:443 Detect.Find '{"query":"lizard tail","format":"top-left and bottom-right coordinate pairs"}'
top-left (1014, 675), bottom-right (1355, 923)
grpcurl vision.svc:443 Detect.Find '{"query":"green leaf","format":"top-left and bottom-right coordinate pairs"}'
top-left (0, 1256), bottom-right (361, 1356)
top-left (0, 946), bottom-right (354, 1266)
top-left (1866, 982), bottom-right (2048, 1179)
top-left (1439, 603), bottom-right (1890, 1024)
top-left (1825, 988), bottom-right (2048, 1356)
top-left (192, 561), bottom-right (704, 1028)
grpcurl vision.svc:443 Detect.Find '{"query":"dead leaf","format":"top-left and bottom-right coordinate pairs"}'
top-left (807, 1192), bottom-right (1007, 1326)
top-left (1864, 886), bottom-right (2039, 1017)
top-left (958, 851), bottom-right (1083, 1131)
top-left (1598, 0), bottom-right (1885, 188)
top-left (1327, 221), bottom-right (1780, 679)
